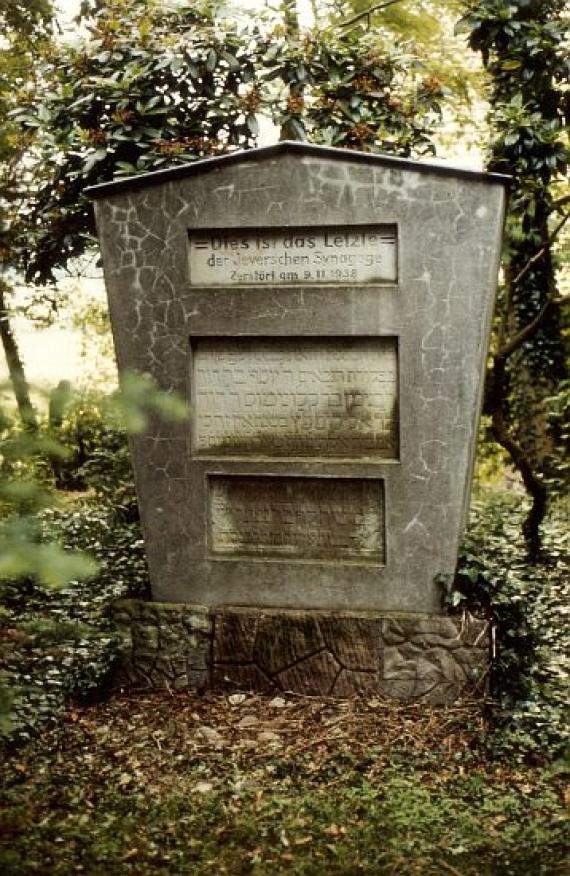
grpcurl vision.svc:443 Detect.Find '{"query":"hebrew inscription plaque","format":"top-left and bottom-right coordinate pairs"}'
top-left (189, 225), bottom-right (397, 286)
top-left (192, 337), bottom-right (399, 459)
top-left (209, 475), bottom-right (385, 563)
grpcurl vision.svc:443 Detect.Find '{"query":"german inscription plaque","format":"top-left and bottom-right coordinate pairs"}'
top-left (189, 225), bottom-right (397, 286)
top-left (192, 337), bottom-right (399, 459)
top-left (208, 475), bottom-right (385, 563)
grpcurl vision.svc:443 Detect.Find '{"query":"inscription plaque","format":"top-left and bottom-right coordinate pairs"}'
top-left (189, 225), bottom-right (397, 286)
top-left (192, 337), bottom-right (399, 459)
top-left (209, 475), bottom-right (385, 563)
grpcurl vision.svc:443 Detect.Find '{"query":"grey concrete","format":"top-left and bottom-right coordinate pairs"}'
top-left (91, 143), bottom-right (507, 613)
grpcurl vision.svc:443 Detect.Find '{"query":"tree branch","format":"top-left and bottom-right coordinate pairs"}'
top-left (498, 207), bottom-right (569, 351)
top-left (338, 0), bottom-right (404, 30)
top-left (0, 279), bottom-right (38, 431)
top-left (551, 193), bottom-right (570, 211)
top-left (497, 298), bottom-right (552, 362)
top-left (491, 386), bottom-right (547, 561)
top-left (510, 209), bottom-right (570, 290)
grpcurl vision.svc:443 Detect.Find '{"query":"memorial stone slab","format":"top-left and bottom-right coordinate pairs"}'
top-left (90, 142), bottom-right (508, 701)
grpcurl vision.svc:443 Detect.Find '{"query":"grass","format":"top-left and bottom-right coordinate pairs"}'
top-left (1, 486), bottom-right (568, 874)
top-left (1, 691), bottom-right (568, 875)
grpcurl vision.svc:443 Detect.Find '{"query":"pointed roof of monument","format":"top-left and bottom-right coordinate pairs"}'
top-left (86, 140), bottom-right (510, 199)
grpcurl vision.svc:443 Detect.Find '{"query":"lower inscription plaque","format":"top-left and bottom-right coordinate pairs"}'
top-left (192, 337), bottom-right (399, 459)
top-left (208, 475), bottom-right (385, 563)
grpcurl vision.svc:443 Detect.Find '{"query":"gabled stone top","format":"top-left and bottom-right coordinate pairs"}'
top-left (86, 140), bottom-right (511, 200)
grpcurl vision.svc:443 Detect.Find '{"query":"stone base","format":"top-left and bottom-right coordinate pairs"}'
top-left (111, 602), bottom-right (490, 705)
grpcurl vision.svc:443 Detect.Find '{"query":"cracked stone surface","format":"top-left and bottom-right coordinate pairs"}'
top-left (112, 602), bottom-right (490, 704)
top-left (93, 143), bottom-right (507, 614)
top-left (112, 600), bottom-right (211, 691)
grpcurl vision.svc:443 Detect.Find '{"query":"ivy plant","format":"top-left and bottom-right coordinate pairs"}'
top-left (459, 0), bottom-right (569, 557)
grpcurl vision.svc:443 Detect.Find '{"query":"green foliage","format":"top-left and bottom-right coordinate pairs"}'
top-left (0, 391), bottom-right (99, 588)
top-left (0, 0), bottom-right (53, 35)
top-left (46, 387), bottom-right (136, 515)
top-left (1, 691), bottom-right (568, 874)
top-left (459, 0), bottom-right (568, 470)
top-left (1, 372), bottom-right (186, 590)
top-left (47, 375), bottom-right (188, 520)
top-left (544, 378), bottom-right (570, 495)
top-left (441, 489), bottom-right (569, 759)
top-left (0, 1), bottom-right (54, 270)
top-left (338, 0), bottom-right (481, 129)
top-left (10, 0), bottom-right (444, 284)
top-left (1, 504), bottom-right (149, 744)
top-left (12, 0), bottom-right (268, 284)
top-left (0, 372), bottom-right (186, 736)
top-left (263, 24), bottom-right (445, 154)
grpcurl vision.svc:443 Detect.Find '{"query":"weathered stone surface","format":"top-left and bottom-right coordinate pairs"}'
top-left (318, 616), bottom-right (381, 671)
top-left (212, 663), bottom-right (276, 694)
top-left (213, 612), bottom-right (258, 663)
top-left (172, 674), bottom-right (189, 691)
top-left (195, 340), bottom-right (398, 462)
top-left (91, 143), bottom-right (507, 614)
top-left (253, 614), bottom-right (325, 676)
top-left (277, 650), bottom-right (341, 696)
top-left (111, 601), bottom-right (490, 704)
top-left (110, 600), bottom-right (211, 690)
top-left (132, 624), bottom-right (159, 651)
top-left (332, 669), bottom-right (380, 697)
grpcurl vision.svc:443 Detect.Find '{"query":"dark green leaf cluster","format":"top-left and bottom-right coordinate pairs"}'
top-left (0, 392), bottom-right (98, 588)
top-left (10, 1), bottom-right (444, 284)
top-left (441, 490), bottom-right (569, 758)
top-left (459, 0), bottom-right (568, 416)
top-left (0, 505), bottom-right (149, 745)
top-left (262, 27), bottom-right (445, 155)
top-left (46, 387), bottom-right (137, 519)
top-left (0, 0), bottom-right (53, 36)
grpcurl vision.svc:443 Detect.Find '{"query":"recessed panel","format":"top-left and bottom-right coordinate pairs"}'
top-left (192, 337), bottom-right (399, 459)
top-left (189, 225), bottom-right (397, 286)
top-left (208, 475), bottom-right (385, 563)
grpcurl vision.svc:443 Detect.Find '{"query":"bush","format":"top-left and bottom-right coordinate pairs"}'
top-left (0, 504), bottom-right (150, 746)
top-left (48, 389), bottom-right (139, 521)
top-left (441, 490), bottom-right (569, 760)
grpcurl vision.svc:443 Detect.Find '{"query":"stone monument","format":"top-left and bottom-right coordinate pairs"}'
top-left (88, 142), bottom-right (509, 703)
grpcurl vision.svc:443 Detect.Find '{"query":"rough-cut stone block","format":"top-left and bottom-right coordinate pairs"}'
top-left (113, 610), bottom-right (134, 626)
top-left (318, 616), bottom-right (381, 671)
top-left (154, 656), bottom-right (175, 679)
top-left (111, 601), bottom-right (490, 704)
top-left (253, 614), bottom-right (325, 676)
top-left (172, 675), bottom-right (189, 691)
top-left (213, 612), bottom-right (258, 663)
top-left (332, 669), bottom-right (380, 697)
top-left (277, 650), bottom-right (341, 696)
top-left (212, 663), bottom-right (275, 694)
top-left (183, 612), bottom-right (211, 634)
top-left (459, 615), bottom-right (490, 648)
top-left (381, 620), bottom-right (409, 646)
top-left (132, 624), bottom-right (159, 651)
top-left (110, 600), bottom-right (211, 691)
top-left (159, 623), bottom-right (188, 652)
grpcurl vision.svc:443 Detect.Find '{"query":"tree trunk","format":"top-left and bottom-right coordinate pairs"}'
top-left (0, 278), bottom-right (38, 431)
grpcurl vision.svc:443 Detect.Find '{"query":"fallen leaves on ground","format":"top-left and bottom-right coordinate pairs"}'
top-left (1, 689), bottom-right (567, 875)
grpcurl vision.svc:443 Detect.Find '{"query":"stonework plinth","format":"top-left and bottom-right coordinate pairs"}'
top-left (111, 601), bottom-right (490, 705)
top-left (112, 601), bottom-right (212, 691)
